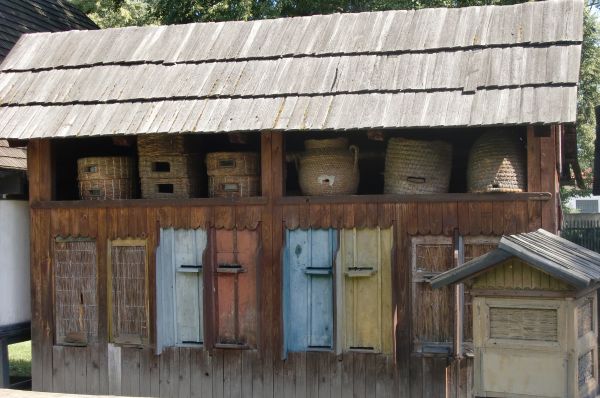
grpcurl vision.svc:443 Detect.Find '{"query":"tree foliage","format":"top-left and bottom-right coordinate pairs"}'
top-left (69, 0), bottom-right (157, 28)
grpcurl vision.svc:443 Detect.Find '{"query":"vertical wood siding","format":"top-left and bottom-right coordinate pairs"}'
top-left (284, 229), bottom-right (337, 353)
top-left (27, 130), bottom-right (560, 397)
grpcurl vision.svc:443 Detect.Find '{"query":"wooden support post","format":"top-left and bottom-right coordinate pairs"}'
top-left (527, 127), bottom-right (541, 193)
top-left (528, 126), bottom-right (559, 233)
top-left (260, 132), bottom-right (285, 361)
top-left (28, 139), bottom-right (53, 203)
top-left (0, 339), bottom-right (8, 388)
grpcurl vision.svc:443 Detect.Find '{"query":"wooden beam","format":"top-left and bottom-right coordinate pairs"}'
top-left (28, 139), bottom-right (53, 202)
top-left (539, 125), bottom-right (558, 233)
top-left (527, 127), bottom-right (541, 192)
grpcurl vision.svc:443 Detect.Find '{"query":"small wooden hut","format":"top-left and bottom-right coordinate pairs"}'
top-left (431, 229), bottom-right (600, 398)
top-left (0, 0), bottom-right (585, 396)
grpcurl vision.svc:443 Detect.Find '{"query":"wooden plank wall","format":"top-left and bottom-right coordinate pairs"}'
top-left (26, 130), bottom-right (558, 397)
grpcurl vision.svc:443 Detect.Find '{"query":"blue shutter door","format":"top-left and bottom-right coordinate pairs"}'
top-left (284, 229), bottom-right (337, 353)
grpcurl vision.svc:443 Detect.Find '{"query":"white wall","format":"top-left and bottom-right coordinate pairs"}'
top-left (0, 200), bottom-right (30, 326)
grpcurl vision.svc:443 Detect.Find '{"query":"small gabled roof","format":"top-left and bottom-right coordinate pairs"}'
top-left (0, 0), bottom-right (584, 139)
top-left (431, 229), bottom-right (600, 290)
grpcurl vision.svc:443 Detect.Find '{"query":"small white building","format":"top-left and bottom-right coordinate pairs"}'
top-left (566, 195), bottom-right (600, 214)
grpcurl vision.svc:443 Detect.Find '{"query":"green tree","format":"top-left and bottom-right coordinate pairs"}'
top-left (69, 0), bottom-right (157, 28)
top-left (561, 8), bottom-right (600, 207)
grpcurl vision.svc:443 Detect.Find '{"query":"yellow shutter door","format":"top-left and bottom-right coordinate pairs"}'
top-left (337, 227), bottom-right (393, 354)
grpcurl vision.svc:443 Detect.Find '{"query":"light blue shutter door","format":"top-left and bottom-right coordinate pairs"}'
top-left (156, 228), bottom-right (206, 354)
top-left (284, 229), bottom-right (337, 353)
top-left (173, 229), bottom-right (206, 345)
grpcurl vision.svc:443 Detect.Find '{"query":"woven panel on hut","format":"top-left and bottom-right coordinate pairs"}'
top-left (54, 239), bottom-right (97, 345)
top-left (110, 243), bottom-right (148, 344)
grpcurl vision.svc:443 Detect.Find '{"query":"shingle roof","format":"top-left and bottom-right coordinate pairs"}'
top-left (0, 0), bottom-right (584, 139)
top-left (0, 0), bottom-right (97, 62)
top-left (0, 139), bottom-right (26, 170)
top-left (430, 228), bottom-right (600, 290)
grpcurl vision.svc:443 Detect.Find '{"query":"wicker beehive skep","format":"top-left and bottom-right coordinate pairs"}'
top-left (384, 138), bottom-right (452, 194)
top-left (467, 132), bottom-right (526, 193)
top-left (298, 142), bottom-right (359, 196)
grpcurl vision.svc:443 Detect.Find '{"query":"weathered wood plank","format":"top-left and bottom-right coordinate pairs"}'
top-left (294, 352), bottom-right (307, 398)
top-left (540, 126), bottom-right (558, 232)
top-left (51, 346), bottom-right (65, 393)
top-left (409, 357), bottom-right (423, 398)
top-left (468, 202), bottom-right (481, 235)
top-left (341, 353), bottom-right (353, 398)
top-left (429, 204), bottom-right (443, 235)
top-left (306, 352), bottom-right (319, 398)
top-left (457, 202), bottom-right (469, 235)
top-left (211, 350), bottom-right (224, 398)
top-left (241, 351), bottom-right (254, 398)
top-left (30, 209), bottom-right (44, 391)
top-left (74, 347), bottom-right (87, 395)
top-left (63, 347), bottom-right (76, 394)
top-left (85, 344), bottom-right (100, 395)
top-left (417, 203), bottom-right (431, 235)
top-left (442, 202), bottom-right (458, 235)
top-left (121, 347), bottom-right (140, 397)
top-left (189, 349), bottom-right (203, 398)
top-left (527, 127), bottom-right (541, 192)
top-left (480, 202), bottom-right (493, 235)
top-left (178, 348), bottom-right (191, 398)
top-left (492, 201), bottom-right (504, 235)
top-left (140, 348), bottom-right (159, 398)
top-left (353, 353), bottom-right (366, 398)
top-left (318, 353), bottom-right (330, 398)
top-left (107, 344), bottom-right (121, 396)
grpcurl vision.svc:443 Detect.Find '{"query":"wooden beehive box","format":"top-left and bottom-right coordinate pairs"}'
top-left (431, 229), bottom-right (600, 398)
top-left (137, 135), bottom-right (204, 199)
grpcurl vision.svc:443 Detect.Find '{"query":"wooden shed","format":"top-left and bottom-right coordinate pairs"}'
top-left (0, 0), bottom-right (585, 396)
top-left (431, 229), bottom-right (600, 398)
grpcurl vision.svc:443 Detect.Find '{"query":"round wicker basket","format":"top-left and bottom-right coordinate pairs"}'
top-left (298, 142), bottom-right (359, 196)
top-left (206, 152), bottom-right (259, 177)
top-left (384, 138), bottom-right (452, 194)
top-left (467, 132), bottom-right (526, 193)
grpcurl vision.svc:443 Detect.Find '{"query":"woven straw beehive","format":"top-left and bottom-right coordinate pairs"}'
top-left (297, 139), bottom-right (359, 196)
top-left (467, 132), bottom-right (526, 193)
top-left (384, 138), bottom-right (452, 194)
